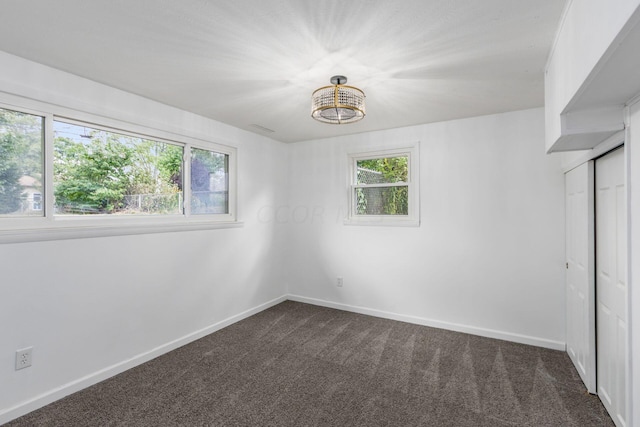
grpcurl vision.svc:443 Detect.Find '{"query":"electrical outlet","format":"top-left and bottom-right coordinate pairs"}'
top-left (337, 277), bottom-right (343, 287)
top-left (15, 347), bottom-right (33, 370)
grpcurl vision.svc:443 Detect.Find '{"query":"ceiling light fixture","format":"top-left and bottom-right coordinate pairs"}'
top-left (311, 75), bottom-right (365, 124)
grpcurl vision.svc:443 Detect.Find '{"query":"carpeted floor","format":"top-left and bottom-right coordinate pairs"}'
top-left (7, 301), bottom-right (614, 426)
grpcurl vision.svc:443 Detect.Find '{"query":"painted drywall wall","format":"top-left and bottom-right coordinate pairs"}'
top-left (0, 52), bottom-right (289, 422)
top-left (545, 0), bottom-right (640, 151)
top-left (286, 108), bottom-right (566, 348)
top-left (627, 100), bottom-right (640, 427)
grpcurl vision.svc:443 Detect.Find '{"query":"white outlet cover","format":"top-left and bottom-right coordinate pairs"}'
top-left (15, 347), bottom-right (33, 370)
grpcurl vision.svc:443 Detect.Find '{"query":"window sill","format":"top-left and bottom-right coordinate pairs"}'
top-left (0, 218), bottom-right (243, 244)
top-left (343, 217), bottom-right (420, 227)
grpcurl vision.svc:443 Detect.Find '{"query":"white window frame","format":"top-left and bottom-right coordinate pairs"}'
top-left (0, 96), bottom-right (240, 244)
top-left (345, 143), bottom-right (420, 227)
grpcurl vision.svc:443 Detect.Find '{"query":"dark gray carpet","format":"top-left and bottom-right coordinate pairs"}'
top-left (7, 301), bottom-right (614, 426)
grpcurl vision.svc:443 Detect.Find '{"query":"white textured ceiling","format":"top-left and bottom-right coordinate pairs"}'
top-left (0, 0), bottom-right (566, 143)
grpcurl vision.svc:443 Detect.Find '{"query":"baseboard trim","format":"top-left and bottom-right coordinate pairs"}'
top-left (0, 295), bottom-right (287, 425)
top-left (286, 294), bottom-right (566, 351)
top-left (2, 293), bottom-right (566, 424)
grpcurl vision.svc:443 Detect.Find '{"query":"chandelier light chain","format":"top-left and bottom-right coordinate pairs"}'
top-left (311, 75), bottom-right (366, 124)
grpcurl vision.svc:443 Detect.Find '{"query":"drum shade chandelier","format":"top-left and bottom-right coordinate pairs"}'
top-left (311, 75), bottom-right (365, 124)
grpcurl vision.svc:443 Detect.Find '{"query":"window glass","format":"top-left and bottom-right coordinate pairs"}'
top-left (355, 186), bottom-right (409, 215)
top-left (355, 155), bottom-right (409, 216)
top-left (190, 147), bottom-right (229, 214)
top-left (53, 121), bottom-right (183, 215)
top-left (356, 156), bottom-right (408, 184)
top-left (0, 108), bottom-right (44, 217)
top-left (32, 192), bottom-right (42, 211)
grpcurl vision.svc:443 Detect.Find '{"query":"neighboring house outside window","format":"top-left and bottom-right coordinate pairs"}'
top-left (32, 192), bottom-right (42, 211)
top-left (16, 176), bottom-right (43, 214)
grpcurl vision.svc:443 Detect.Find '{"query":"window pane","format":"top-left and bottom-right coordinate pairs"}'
top-left (0, 108), bottom-right (44, 217)
top-left (190, 147), bottom-right (228, 214)
top-left (53, 121), bottom-right (183, 215)
top-left (356, 156), bottom-right (408, 184)
top-left (355, 186), bottom-right (408, 215)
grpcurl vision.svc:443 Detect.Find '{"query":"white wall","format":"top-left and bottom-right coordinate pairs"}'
top-left (547, 0), bottom-right (639, 110)
top-left (286, 108), bottom-right (566, 349)
top-left (0, 53), bottom-right (289, 422)
top-left (627, 99), bottom-right (640, 427)
top-left (545, 0), bottom-right (640, 151)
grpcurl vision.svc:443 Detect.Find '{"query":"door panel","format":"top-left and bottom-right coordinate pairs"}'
top-left (565, 162), bottom-right (596, 392)
top-left (596, 146), bottom-right (627, 427)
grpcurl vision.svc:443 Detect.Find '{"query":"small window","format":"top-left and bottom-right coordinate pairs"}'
top-left (190, 147), bottom-right (229, 215)
top-left (0, 107), bottom-right (44, 217)
top-left (347, 144), bottom-right (419, 226)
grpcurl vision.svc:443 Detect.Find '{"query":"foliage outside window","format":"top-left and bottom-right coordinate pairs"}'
top-left (0, 108), bottom-right (43, 217)
top-left (0, 103), bottom-right (238, 243)
top-left (356, 156), bottom-right (408, 215)
top-left (53, 121), bottom-right (184, 215)
top-left (347, 145), bottom-right (419, 226)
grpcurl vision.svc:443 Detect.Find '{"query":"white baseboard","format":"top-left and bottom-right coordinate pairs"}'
top-left (0, 295), bottom-right (287, 426)
top-left (2, 293), bottom-right (566, 425)
top-left (286, 294), bottom-right (566, 351)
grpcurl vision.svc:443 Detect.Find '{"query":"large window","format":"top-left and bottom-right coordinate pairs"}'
top-left (347, 145), bottom-right (420, 226)
top-left (0, 102), bottom-right (237, 242)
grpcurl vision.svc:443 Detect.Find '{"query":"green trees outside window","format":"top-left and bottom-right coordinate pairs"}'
top-left (1, 105), bottom-right (234, 222)
top-left (356, 156), bottom-right (409, 215)
top-left (53, 122), bottom-right (183, 215)
top-left (0, 108), bottom-right (43, 216)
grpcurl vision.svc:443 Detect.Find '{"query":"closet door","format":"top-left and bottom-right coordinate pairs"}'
top-left (565, 161), bottom-right (596, 393)
top-left (596, 146), bottom-right (627, 427)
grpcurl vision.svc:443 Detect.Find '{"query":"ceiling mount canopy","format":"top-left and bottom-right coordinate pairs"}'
top-left (311, 75), bottom-right (366, 124)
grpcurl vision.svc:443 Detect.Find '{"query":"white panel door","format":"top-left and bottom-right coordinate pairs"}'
top-left (565, 162), bottom-right (596, 393)
top-left (596, 146), bottom-right (627, 427)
